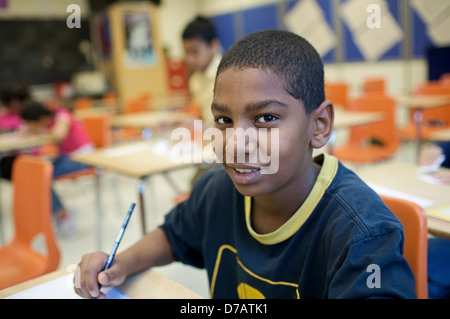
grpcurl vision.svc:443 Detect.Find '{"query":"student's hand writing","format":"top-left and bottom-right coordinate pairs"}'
top-left (74, 252), bottom-right (127, 299)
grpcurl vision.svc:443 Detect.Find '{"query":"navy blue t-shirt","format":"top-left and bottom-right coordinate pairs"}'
top-left (437, 142), bottom-right (450, 168)
top-left (160, 154), bottom-right (416, 299)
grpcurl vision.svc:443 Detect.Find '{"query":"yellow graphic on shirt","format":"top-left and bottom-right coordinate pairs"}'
top-left (210, 244), bottom-right (300, 299)
top-left (237, 283), bottom-right (266, 299)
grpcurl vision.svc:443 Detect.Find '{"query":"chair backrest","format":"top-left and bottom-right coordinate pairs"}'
top-left (414, 83), bottom-right (450, 126)
top-left (82, 115), bottom-right (112, 148)
top-left (347, 91), bottom-right (399, 153)
top-left (380, 195), bottom-right (428, 299)
top-left (74, 97), bottom-right (93, 111)
top-left (363, 77), bottom-right (386, 93)
top-left (325, 82), bottom-right (349, 109)
top-left (11, 156), bottom-right (60, 272)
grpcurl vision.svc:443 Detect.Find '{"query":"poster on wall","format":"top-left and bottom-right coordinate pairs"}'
top-left (123, 12), bottom-right (156, 67)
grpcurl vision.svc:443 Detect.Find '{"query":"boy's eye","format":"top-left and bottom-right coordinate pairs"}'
top-left (256, 114), bottom-right (277, 123)
top-left (216, 117), bottom-right (232, 125)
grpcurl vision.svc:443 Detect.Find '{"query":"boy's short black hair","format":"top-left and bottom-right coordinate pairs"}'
top-left (182, 16), bottom-right (217, 44)
top-left (216, 30), bottom-right (325, 114)
top-left (0, 82), bottom-right (30, 106)
top-left (20, 101), bottom-right (52, 121)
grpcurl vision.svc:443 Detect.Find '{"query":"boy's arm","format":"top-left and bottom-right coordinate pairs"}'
top-left (75, 228), bottom-right (175, 299)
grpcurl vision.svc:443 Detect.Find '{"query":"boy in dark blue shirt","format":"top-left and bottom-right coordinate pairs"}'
top-left (75, 30), bottom-right (416, 299)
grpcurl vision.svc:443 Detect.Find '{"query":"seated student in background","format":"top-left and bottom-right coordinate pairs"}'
top-left (420, 141), bottom-right (450, 298)
top-left (75, 30), bottom-right (416, 299)
top-left (0, 82), bottom-right (29, 132)
top-left (181, 16), bottom-right (222, 187)
top-left (420, 141), bottom-right (450, 183)
top-left (20, 101), bottom-right (94, 236)
top-left (182, 16), bottom-right (222, 126)
top-left (0, 83), bottom-right (31, 180)
top-left (420, 142), bottom-right (450, 169)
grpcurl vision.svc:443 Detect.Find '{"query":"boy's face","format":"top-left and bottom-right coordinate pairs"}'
top-left (212, 68), bottom-right (321, 197)
top-left (183, 37), bottom-right (217, 72)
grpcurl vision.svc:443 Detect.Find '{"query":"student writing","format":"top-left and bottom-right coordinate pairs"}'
top-left (75, 30), bottom-right (416, 299)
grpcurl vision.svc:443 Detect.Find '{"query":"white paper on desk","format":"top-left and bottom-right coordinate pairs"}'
top-left (367, 183), bottom-right (434, 208)
top-left (6, 273), bottom-right (130, 299)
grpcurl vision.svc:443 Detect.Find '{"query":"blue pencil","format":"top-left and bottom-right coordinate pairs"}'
top-left (96, 202), bottom-right (136, 296)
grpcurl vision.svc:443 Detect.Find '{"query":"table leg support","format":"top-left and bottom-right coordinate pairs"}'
top-left (414, 109), bottom-right (424, 162)
top-left (95, 167), bottom-right (104, 251)
top-left (137, 178), bottom-right (147, 235)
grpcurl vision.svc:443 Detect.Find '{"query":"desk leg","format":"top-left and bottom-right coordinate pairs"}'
top-left (137, 178), bottom-right (147, 235)
top-left (161, 171), bottom-right (182, 194)
top-left (0, 154), bottom-right (4, 245)
top-left (95, 167), bottom-right (104, 251)
top-left (414, 109), bottom-right (424, 162)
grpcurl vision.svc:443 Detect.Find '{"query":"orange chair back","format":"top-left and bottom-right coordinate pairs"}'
top-left (363, 77), bottom-right (386, 93)
top-left (414, 83), bottom-right (450, 126)
top-left (74, 97), bottom-right (93, 111)
top-left (347, 92), bottom-right (399, 153)
top-left (82, 115), bottom-right (112, 148)
top-left (325, 82), bottom-right (349, 109)
top-left (0, 156), bottom-right (60, 289)
top-left (381, 195), bottom-right (428, 299)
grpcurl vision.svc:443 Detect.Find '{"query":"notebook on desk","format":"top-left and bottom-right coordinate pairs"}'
top-left (6, 273), bottom-right (130, 299)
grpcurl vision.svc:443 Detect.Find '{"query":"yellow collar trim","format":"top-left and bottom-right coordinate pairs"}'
top-left (245, 153), bottom-right (338, 245)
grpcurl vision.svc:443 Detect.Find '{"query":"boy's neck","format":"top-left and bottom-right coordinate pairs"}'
top-left (250, 161), bottom-right (321, 235)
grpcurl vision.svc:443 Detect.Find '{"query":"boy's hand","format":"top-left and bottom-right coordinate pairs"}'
top-left (74, 252), bottom-right (127, 299)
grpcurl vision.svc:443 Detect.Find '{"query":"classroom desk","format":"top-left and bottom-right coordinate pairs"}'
top-left (429, 128), bottom-right (450, 142)
top-left (71, 140), bottom-right (205, 249)
top-left (333, 110), bottom-right (385, 130)
top-left (0, 268), bottom-right (202, 299)
top-left (112, 111), bottom-right (197, 129)
top-left (0, 133), bottom-right (55, 153)
top-left (357, 161), bottom-right (450, 239)
top-left (0, 133), bottom-right (56, 244)
top-left (397, 95), bottom-right (450, 160)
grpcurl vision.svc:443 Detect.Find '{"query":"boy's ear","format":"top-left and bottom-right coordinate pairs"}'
top-left (310, 100), bottom-right (334, 149)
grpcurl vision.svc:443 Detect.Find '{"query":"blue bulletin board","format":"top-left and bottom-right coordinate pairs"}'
top-left (209, 0), bottom-right (440, 63)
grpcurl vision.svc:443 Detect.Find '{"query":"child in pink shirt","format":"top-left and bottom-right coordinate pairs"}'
top-left (20, 101), bottom-right (95, 235)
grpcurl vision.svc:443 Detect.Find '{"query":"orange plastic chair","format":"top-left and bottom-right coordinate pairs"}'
top-left (0, 156), bottom-right (60, 290)
top-left (325, 81), bottom-right (349, 109)
top-left (399, 83), bottom-right (450, 140)
top-left (380, 195), bottom-right (428, 299)
top-left (333, 92), bottom-right (399, 163)
top-left (74, 97), bottom-right (93, 111)
top-left (363, 77), bottom-right (386, 93)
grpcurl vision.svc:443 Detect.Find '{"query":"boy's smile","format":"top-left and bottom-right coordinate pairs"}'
top-left (212, 67), bottom-right (322, 200)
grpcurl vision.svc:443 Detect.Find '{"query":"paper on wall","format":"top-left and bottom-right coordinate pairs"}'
top-left (283, 0), bottom-right (337, 57)
top-left (339, 0), bottom-right (403, 61)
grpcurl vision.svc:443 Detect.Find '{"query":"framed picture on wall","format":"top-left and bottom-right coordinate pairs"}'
top-left (123, 11), bottom-right (156, 67)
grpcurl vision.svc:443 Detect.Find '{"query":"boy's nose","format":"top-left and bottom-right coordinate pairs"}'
top-left (225, 127), bottom-right (258, 162)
